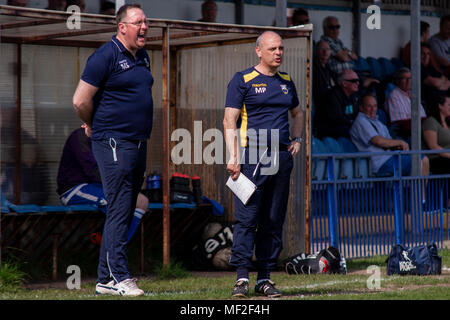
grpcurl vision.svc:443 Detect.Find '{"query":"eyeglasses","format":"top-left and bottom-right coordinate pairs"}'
top-left (343, 78), bottom-right (359, 83)
top-left (328, 25), bottom-right (340, 30)
top-left (122, 20), bottom-right (149, 28)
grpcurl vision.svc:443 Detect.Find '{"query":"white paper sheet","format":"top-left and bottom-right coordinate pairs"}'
top-left (226, 173), bottom-right (257, 205)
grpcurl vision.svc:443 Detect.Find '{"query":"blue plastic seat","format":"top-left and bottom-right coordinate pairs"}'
top-left (366, 57), bottom-right (384, 81)
top-left (353, 56), bottom-right (371, 73)
top-left (390, 57), bottom-right (405, 70)
top-left (378, 57), bottom-right (396, 78)
top-left (337, 137), bottom-right (370, 179)
top-left (322, 137), bottom-right (343, 180)
top-left (377, 108), bottom-right (388, 126)
top-left (8, 203), bottom-right (41, 214)
top-left (39, 205), bottom-right (70, 212)
top-left (312, 137), bottom-right (327, 180)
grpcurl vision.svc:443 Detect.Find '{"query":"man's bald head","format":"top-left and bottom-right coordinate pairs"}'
top-left (255, 31), bottom-right (284, 74)
top-left (256, 31), bottom-right (282, 49)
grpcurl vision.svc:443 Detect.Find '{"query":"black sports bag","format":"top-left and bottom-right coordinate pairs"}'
top-left (386, 243), bottom-right (441, 275)
top-left (283, 246), bottom-right (347, 275)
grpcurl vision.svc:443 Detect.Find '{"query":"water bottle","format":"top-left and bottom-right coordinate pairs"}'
top-left (192, 174), bottom-right (202, 205)
top-left (152, 173), bottom-right (161, 189)
top-left (146, 174), bottom-right (153, 189)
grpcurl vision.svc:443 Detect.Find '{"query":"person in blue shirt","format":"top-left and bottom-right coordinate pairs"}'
top-left (223, 31), bottom-right (304, 298)
top-left (56, 126), bottom-right (149, 244)
top-left (350, 94), bottom-right (429, 177)
top-left (72, 3), bottom-right (153, 296)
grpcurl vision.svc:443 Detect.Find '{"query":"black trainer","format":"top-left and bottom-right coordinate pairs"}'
top-left (254, 280), bottom-right (282, 298)
top-left (232, 280), bottom-right (249, 297)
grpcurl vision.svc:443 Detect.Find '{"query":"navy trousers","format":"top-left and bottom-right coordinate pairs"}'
top-left (230, 147), bottom-right (293, 272)
top-left (92, 138), bottom-right (146, 284)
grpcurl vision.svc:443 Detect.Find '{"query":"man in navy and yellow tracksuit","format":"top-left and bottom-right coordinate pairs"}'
top-left (223, 31), bottom-right (304, 298)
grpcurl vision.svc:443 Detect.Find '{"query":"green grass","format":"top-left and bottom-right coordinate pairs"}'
top-left (0, 249), bottom-right (448, 300)
top-left (0, 260), bottom-right (27, 292)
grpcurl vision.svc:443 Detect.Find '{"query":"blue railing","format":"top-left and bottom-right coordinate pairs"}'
top-left (311, 147), bottom-right (450, 258)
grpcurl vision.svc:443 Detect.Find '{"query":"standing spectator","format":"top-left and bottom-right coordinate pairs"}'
top-left (291, 8), bottom-right (309, 26)
top-left (313, 69), bottom-right (359, 139)
top-left (423, 94), bottom-right (450, 174)
top-left (429, 15), bottom-right (450, 75)
top-left (47, 0), bottom-right (66, 10)
top-left (223, 31), bottom-right (303, 298)
top-left (386, 67), bottom-right (427, 141)
top-left (401, 21), bottom-right (442, 72)
top-left (320, 16), bottom-right (357, 74)
top-left (421, 43), bottom-right (450, 111)
top-left (312, 40), bottom-right (336, 120)
top-left (350, 94), bottom-right (429, 177)
top-left (72, 4), bottom-right (153, 296)
top-left (198, 0), bottom-right (217, 22)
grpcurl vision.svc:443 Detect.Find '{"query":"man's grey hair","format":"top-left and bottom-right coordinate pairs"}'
top-left (256, 33), bottom-right (263, 49)
top-left (337, 69), bottom-right (354, 85)
top-left (393, 67), bottom-right (411, 82)
top-left (323, 16), bottom-right (337, 30)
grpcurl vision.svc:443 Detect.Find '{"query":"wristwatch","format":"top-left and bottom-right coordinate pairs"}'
top-left (291, 137), bottom-right (303, 143)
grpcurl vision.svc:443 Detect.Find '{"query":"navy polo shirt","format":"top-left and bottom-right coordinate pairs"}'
top-left (225, 67), bottom-right (299, 147)
top-left (81, 35), bottom-right (154, 141)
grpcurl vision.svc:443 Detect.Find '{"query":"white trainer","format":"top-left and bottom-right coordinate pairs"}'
top-left (114, 278), bottom-right (144, 296)
top-left (95, 280), bottom-right (117, 295)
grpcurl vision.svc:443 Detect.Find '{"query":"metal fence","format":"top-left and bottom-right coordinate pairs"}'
top-left (311, 148), bottom-right (450, 258)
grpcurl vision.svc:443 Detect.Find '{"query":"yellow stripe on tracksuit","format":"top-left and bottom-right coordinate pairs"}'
top-left (240, 71), bottom-right (259, 148)
top-left (240, 104), bottom-right (248, 147)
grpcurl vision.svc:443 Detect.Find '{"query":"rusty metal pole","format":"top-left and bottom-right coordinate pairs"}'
top-left (162, 27), bottom-right (170, 267)
top-left (52, 233), bottom-right (60, 281)
top-left (304, 34), bottom-right (313, 254)
top-left (15, 44), bottom-right (22, 204)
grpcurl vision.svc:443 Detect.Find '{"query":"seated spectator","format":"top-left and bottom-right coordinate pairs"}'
top-left (7, 0), bottom-right (27, 6)
top-left (423, 94), bottom-right (450, 174)
top-left (312, 40), bottom-right (336, 118)
top-left (99, 1), bottom-right (115, 15)
top-left (320, 16), bottom-right (357, 74)
top-left (313, 69), bottom-right (359, 139)
top-left (421, 43), bottom-right (450, 111)
top-left (291, 8), bottom-right (309, 26)
top-left (429, 15), bottom-right (450, 76)
top-left (401, 21), bottom-right (442, 72)
top-left (56, 126), bottom-right (148, 243)
top-left (350, 94), bottom-right (429, 177)
top-left (386, 67), bottom-right (427, 141)
top-left (198, 0), bottom-right (217, 22)
top-left (47, 0), bottom-right (66, 11)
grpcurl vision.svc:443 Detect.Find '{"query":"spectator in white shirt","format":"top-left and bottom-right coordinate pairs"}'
top-left (386, 67), bottom-right (427, 141)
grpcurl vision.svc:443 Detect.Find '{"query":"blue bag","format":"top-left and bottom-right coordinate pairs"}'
top-left (386, 243), bottom-right (441, 275)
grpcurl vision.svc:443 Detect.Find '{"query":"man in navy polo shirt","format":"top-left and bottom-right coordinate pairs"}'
top-left (72, 3), bottom-right (152, 296)
top-left (223, 31), bottom-right (304, 298)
